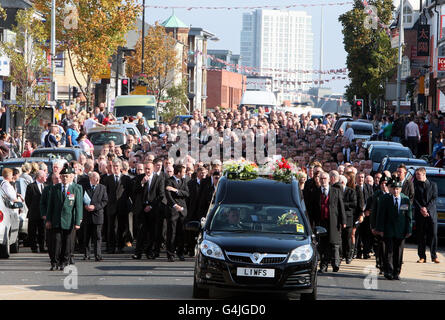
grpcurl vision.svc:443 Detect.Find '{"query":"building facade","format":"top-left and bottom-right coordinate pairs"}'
top-left (207, 69), bottom-right (246, 110)
top-left (240, 9), bottom-right (314, 104)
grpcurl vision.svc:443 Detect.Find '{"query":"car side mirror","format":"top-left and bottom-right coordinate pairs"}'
top-left (185, 221), bottom-right (201, 233)
top-left (314, 226), bottom-right (327, 237)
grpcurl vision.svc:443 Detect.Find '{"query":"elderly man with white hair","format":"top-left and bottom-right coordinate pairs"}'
top-left (83, 171), bottom-right (108, 261)
top-left (316, 171), bottom-right (346, 273)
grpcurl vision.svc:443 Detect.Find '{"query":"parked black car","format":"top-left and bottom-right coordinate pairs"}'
top-left (376, 156), bottom-right (429, 174)
top-left (368, 144), bottom-right (414, 172)
top-left (186, 176), bottom-right (326, 300)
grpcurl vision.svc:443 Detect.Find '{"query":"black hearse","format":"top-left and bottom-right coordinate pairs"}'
top-left (186, 176), bottom-right (326, 300)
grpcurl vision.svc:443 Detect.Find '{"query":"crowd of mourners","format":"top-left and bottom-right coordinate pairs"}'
top-left (0, 102), bottom-right (442, 279)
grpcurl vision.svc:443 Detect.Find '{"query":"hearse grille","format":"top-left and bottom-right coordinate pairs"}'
top-left (226, 251), bottom-right (288, 265)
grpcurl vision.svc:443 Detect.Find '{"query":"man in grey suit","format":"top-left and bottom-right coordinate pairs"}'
top-left (82, 172), bottom-right (108, 261)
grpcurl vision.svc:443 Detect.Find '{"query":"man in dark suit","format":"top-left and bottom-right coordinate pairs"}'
top-left (397, 164), bottom-right (414, 204)
top-left (152, 158), bottom-right (172, 257)
top-left (40, 173), bottom-right (61, 266)
top-left (197, 170), bottom-right (221, 221)
top-left (165, 164), bottom-right (189, 262)
top-left (366, 175), bottom-right (391, 275)
top-left (413, 167), bottom-right (440, 263)
top-left (25, 170), bottom-right (47, 253)
top-left (132, 161), bottom-right (165, 259)
top-left (102, 159), bottom-right (133, 254)
top-left (185, 166), bottom-right (207, 256)
top-left (317, 172), bottom-right (346, 273)
top-left (376, 179), bottom-right (412, 280)
top-left (303, 164), bottom-right (323, 229)
top-left (336, 175), bottom-right (357, 264)
top-left (355, 172), bottom-right (374, 259)
top-left (45, 166), bottom-right (83, 271)
top-left (82, 172), bottom-right (108, 261)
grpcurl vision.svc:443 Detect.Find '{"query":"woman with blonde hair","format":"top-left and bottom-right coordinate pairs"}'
top-left (21, 162), bottom-right (34, 185)
top-left (30, 162), bottom-right (40, 178)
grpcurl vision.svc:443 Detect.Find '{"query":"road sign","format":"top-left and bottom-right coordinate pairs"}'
top-left (392, 100), bottom-right (411, 106)
top-left (131, 85), bottom-right (148, 95)
top-left (401, 56), bottom-right (410, 79)
top-left (438, 56), bottom-right (445, 71)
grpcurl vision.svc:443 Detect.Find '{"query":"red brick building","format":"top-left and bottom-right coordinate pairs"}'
top-left (207, 69), bottom-right (246, 110)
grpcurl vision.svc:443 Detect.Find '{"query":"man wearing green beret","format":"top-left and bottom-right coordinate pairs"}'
top-left (376, 178), bottom-right (412, 280)
top-left (46, 165), bottom-right (83, 271)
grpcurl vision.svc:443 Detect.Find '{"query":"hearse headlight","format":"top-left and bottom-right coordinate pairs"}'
top-left (200, 240), bottom-right (225, 260)
top-left (288, 245), bottom-right (313, 263)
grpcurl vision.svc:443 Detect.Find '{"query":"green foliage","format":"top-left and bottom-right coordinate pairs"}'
top-left (159, 79), bottom-right (188, 123)
top-left (339, 0), bottom-right (398, 109)
top-left (0, 6), bottom-right (50, 151)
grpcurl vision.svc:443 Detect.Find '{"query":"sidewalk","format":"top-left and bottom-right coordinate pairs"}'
top-left (340, 244), bottom-right (445, 282)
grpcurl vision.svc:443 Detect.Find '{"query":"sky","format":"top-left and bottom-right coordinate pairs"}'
top-left (140, 0), bottom-right (355, 95)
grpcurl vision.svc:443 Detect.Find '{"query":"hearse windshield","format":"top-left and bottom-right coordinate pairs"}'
top-left (209, 203), bottom-right (306, 235)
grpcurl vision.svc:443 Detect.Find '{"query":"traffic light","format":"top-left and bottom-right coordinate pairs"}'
top-left (121, 78), bottom-right (129, 95)
top-left (72, 86), bottom-right (78, 99)
top-left (353, 98), bottom-right (364, 114)
top-left (129, 79), bottom-right (135, 93)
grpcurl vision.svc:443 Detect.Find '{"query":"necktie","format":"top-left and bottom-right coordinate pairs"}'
top-left (62, 185), bottom-right (66, 199)
top-left (115, 175), bottom-right (119, 184)
top-left (92, 185), bottom-right (95, 192)
top-left (39, 184), bottom-right (43, 193)
top-left (394, 197), bottom-right (398, 210)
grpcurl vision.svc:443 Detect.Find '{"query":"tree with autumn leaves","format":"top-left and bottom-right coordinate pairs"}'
top-left (339, 0), bottom-right (397, 112)
top-left (0, 6), bottom-right (50, 152)
top-left (126, 23), bottom-right (185, 114)
top-left (33, 0), bottom-right (141, 108)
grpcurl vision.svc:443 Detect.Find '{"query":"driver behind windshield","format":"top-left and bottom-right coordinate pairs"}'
top-left (227, 208), bottom-right (241, 226)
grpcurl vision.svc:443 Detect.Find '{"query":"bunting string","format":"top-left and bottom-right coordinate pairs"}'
top-left (146, 2), bottom-right (354, 10)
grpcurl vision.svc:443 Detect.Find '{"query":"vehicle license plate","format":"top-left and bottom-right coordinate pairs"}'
top-left (236, 267), bottom-right (275, 278)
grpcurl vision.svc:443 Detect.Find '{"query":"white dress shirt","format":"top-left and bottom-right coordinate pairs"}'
top-left (405, 121), bottom-right (420, 140)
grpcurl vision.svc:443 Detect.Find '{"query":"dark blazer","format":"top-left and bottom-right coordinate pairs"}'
top-left (376, 193), bottom-right (412, 239)
top-left (134, 173), bottom-right (165, 213)
top-left (197, 177), bottom-right (217, 219)
top-left (46, 183), bottom-right (83, 230)
top-left (165, 176), bottom-right (189, 218)
top-left (341, 186), bottom-right (357, 228)
top-left (40, 184), bottom-right (53, 219)
top-left (402, 179), bottom-right (415, 204)
top-left (355, 183), bottom-right (373, 220)
top-left (25, 182), bottom-right (45, 220)
top-left (413, 179), bottom-right (438, 222)
top-left (75, 174), bottom-right (89, 186)
top-left (317, 186), bottom-right (346, 245)
top-left (102, 174), bottom-right (133, 216)
top-left (303, 179), bottom-right (322, 228)
top-left (187, 178), bottom-right (205, 221)
top-left (83, 184), bottom-right (108, 225)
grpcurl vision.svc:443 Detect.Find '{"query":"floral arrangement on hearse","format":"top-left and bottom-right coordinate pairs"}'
top-left (222, 157), bottom-right (305, 183)
top-left (271, 157), bottom-right (299, 183)
top-left (222, 159), bottom-right (259, 180)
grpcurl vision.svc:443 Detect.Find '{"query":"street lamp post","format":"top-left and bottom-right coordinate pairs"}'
top-left (141, 0), bottom-right (145, 74)
top-left (396, 0), bottom-right (404, 114)
top-left (50, 0), bottom-right (56, 102)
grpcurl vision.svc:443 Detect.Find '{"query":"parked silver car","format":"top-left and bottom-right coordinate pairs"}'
top-left (0, 187), bottom-right (24, 258)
